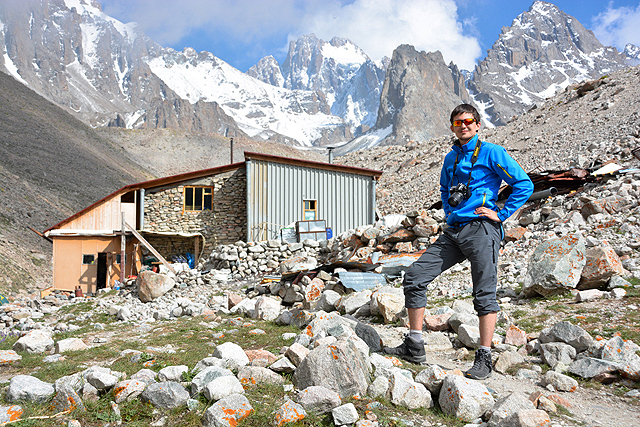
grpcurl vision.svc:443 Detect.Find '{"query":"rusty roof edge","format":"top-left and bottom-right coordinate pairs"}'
top-left (44, 161), bottom-right (246, 233)
top-left (243, 151), bottom-right (383, 178)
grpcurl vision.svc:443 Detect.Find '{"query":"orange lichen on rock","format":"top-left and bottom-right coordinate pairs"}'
top-left (221, 405), bottom-right (254, 427)
top-left (7, 406), bottom-right (23, 421)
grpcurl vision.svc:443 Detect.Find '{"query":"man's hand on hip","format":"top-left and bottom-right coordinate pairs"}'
top-left (474, 207), bottom-right (500, 222)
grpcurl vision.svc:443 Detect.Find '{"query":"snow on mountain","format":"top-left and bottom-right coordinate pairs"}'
top-left (321, 41), bottom-right (368, 65)
top-left (249, 34), bottom-right (387, 136)
top-left (64, 0), bottom-right (137, 44)
top-left (625, 44), bottom-right (640, 64)
top-left (333, 125), bottom-right (393, 156)
top-left (147, 48), bottom-right (345, 147)
top-left (469, 0), bottom-right (628, 125)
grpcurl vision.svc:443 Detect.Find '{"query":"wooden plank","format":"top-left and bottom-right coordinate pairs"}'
top-left (121, 213), bottom-right (126, 282)
top-left (124, 222), bottom-right (176, 275)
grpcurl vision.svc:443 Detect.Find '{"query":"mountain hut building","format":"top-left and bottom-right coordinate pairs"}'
top-left (43, 152), bottom-right (382, 294)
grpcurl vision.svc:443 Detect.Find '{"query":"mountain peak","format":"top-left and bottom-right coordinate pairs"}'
top-left (470, 1), bottom-right (627, 125)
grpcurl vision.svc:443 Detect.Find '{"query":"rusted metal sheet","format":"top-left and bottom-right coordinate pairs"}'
top-left (370, 251), bottom-right (425, 276)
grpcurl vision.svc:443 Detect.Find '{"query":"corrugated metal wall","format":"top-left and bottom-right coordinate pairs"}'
top-left (246, 159), bottom-right (376, 241)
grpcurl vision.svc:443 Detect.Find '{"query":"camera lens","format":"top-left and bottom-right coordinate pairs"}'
top-left (448, 192), bottom-right (464, 207)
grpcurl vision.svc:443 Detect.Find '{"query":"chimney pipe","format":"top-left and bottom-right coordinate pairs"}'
top-left (230, 137), bottom-right (234, 164)
top-left (327, 146), bottom-right (335, 164)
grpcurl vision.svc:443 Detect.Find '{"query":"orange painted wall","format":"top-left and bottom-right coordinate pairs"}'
top-left (52, 236), bottom-right (140, 293)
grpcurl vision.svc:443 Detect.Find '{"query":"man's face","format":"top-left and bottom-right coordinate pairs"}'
top-left (450, 112), bottom-right (480, 144)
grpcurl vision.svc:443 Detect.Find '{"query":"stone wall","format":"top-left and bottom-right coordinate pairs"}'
top-left (143, 168), bottom-right (247, 259)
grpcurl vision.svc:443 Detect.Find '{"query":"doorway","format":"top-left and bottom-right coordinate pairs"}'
top-left (97, 253), bottom-right (107, 290)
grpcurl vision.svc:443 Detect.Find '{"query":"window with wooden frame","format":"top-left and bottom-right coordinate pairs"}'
top-left (184, 186), bottom-right (213, 211)
top-left (303, 199), bottom-right (317, 220)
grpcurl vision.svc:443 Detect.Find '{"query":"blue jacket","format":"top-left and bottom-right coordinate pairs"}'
top-left (440, 134), bottom-right (534, 226)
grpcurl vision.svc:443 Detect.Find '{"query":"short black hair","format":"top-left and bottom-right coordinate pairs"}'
top-left (450, 104), bottom-right (480, 124)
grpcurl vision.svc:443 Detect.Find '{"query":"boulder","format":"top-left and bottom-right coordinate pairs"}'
top-left (539, 343), bottom-right (576, 368)
top-left (141, 381), bottom-right (189, 409)
top-left (293, 339), bottom-right (370, 398)
top-left (0, 405), bottom-right (23, 424)
top-left (191, 366), bottom-right (234, 395)
top-left (49, 384), bottom-right (85, 413)
top-left (204, 376), bottom-right (245, 401)
top-left (538, 322), bottom-right (593, 353)
top-left (542, 371), bottom-right (578, 392)
top-left (137, 271), bottom-right (176, 302)
top-left (316, 290), bottom-right (341, 312)
top-left (568, 357), bottom-right (620, 379)
top-left (213, 342), bottom-right (250, 370)
top-left (113, 379), bottom-right (147, 403)
top-left (438, 375), bottom-right (495, 422)
top-left (157, 365), bottom-right (188, 382)
top-left (297, 385), bottom-right (342, 414)
top-left (496, 409), bottom-right (551, 427)
top-left (6, 375), bottom-right (55, 403)
top-left (375, 293), bottom-right (405, 324)
top-left (55, 337), bottom-right (88, 353)
top-left (202, 394), bottom-right (253, 427)
top-left (389, 371), bottom-right (434, 409)
top-left (280, 255), bottom-right (317, 274)
top-left (522, 233), bottom-right (586, 297)
top-left (415, 364), bottom-right (447, 395)
top-left (254, 296), bottom-right (281, 321)
top-left (579, 243), bottom-right (625, 289)
top-left (332, 403), bottom-right (359, 426)
top-left (237, 366), bottom-right (284, 386)
top-left (487, 392), bottom-right (535, 426)
top-left (12, 330), bottom-right (54, 354)
top-left (274, 399), bottom-right (307, 426)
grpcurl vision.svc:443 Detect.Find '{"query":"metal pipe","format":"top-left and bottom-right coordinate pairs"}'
top-left (230, 137), bottom-right (234, 164)
top-left (528, 187), bottom-right (558, 201)
top-left (139, 188), bottom-right (145, 230)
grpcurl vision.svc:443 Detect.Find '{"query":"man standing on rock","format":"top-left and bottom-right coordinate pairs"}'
top-left (384, 104), bottom-right (533, 380)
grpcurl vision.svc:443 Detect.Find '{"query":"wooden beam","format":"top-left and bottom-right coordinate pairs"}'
top-left (124, 222), bottom-right (176, 275)
top-left (121, 213), bottom-right (126, 282)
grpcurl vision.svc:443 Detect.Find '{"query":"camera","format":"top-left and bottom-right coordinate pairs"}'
top-left (448, 183), bottom-right (469, 207)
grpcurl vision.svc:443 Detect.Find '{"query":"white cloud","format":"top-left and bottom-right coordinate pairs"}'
top-left (100, 0), bottom-right (481, 70)
top-left (101, 0), bottom-right (301, 45)
top-left (592, 1), bottom-right (640, 49)
top-left (293, 0), bottom-right (482, 70)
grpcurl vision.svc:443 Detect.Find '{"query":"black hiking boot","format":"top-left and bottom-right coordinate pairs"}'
top-left (464, 348), bottom-right (493, 380)
top-left (383, 334), bottom-right (426, 364)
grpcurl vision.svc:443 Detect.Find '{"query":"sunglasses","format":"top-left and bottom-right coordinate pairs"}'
top-left (452, 118), bottom-right (476, 127)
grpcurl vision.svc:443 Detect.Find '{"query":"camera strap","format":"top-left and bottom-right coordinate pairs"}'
top-left (452, 138), bottom-right (482, 188)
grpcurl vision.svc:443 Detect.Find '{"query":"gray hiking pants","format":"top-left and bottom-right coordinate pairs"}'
top-left (403, 219), bottom-right (501, 316)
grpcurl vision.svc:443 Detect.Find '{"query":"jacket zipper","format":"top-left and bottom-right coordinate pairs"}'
top-left (496, 163), bottom-right (513, 179)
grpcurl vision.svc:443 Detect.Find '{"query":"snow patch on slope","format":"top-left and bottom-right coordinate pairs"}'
top-left (321, 43), bottom-right (367, 65)
top-left (147, 51), bottom-right (345, 146)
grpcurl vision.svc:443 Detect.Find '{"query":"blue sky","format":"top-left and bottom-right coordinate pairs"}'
top-left (99, 0), bottom-right (640, 72)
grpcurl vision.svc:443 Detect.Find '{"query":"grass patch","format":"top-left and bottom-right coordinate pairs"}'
top-left (515, 311), bottom-right (549, 332)
top-left (547, 303), bottom-right (569, 313)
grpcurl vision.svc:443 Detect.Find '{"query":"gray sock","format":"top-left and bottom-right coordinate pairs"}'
top-left (409, 330), bottom-right (423, 342)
